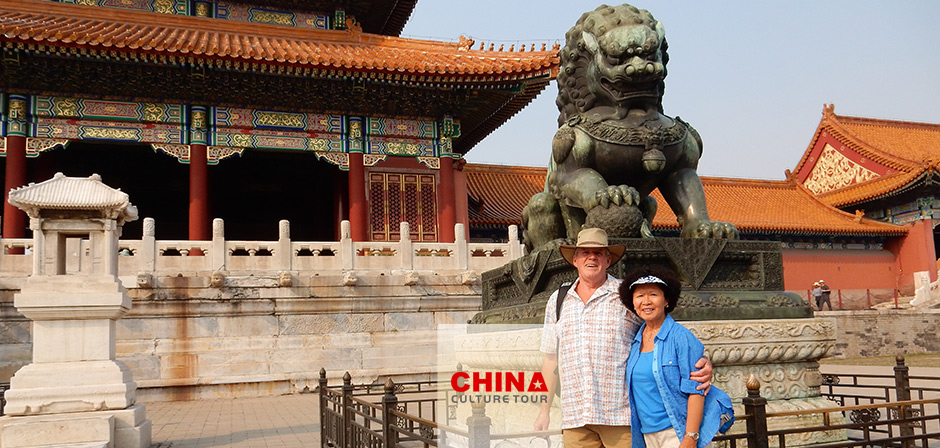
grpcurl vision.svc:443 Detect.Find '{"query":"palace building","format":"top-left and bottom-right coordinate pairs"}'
top-left (792, 105), bottom-right (940, 287)
top-left (2, 2), bottom-right (937, 297)
top-left (0, 0), bottom-right (559, 243)
top-left (0, 3), bottom-right (937, 408)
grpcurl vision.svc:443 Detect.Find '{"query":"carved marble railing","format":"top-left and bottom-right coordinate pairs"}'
top-left (0, 219), bottom-right (524, 277)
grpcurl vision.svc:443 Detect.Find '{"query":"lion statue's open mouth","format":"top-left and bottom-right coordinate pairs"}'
top-left (600, 78), bottom-right (659, 101)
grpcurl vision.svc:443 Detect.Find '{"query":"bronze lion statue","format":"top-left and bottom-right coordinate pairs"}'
top-left (522, 3), bottom-right (738, 251)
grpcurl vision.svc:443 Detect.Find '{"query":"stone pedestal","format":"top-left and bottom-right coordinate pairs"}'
top-left (0, 405), bottom-right (151, 448)
top-left (4, 360), bottom-right (136, 416)
top-left (0, 174), bottom-right (150, 448)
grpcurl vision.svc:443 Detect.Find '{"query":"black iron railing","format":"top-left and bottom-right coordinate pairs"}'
top-left (821, 355), bottom-right (940, 405)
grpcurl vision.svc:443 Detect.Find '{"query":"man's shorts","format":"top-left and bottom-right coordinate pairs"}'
top-left (562, 424), bottom-right (631, 448)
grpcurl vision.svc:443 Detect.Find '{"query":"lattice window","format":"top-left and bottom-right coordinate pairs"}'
top-left (387, 174), bottom-right (402, 240)
top-left (369, 173), bottom-right (386, 238)
top-left (368, 172), bottom-right (438, 241)
top-left (419, 176), bottom-right (437, 242)
top-left (404, 178), bottom-right (419, 241)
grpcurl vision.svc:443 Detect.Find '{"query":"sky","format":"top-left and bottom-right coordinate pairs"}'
top-left (401, 0), bottom-right (940, 180)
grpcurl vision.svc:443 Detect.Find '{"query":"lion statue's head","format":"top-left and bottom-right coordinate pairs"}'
top-left (556, 4), bottom-right (669, 125)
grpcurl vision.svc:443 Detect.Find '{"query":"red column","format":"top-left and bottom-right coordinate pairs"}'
top-left (348, 152), bottom-right (368, 241)
top-left (3, 135), bottom-right (27, 240)
top-left (189, 143), bottom-right (210, 241)
top-left (438, 156), bottom-right (456, 243)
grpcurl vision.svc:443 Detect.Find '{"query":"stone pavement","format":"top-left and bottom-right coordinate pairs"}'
top-left (147, 394), bottom-right (321, 448)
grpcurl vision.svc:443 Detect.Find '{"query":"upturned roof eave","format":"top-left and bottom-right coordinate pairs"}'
top-left (0, 0), bottom-right (560, 82)
top-left (791, 105), bottom-right (924, 181)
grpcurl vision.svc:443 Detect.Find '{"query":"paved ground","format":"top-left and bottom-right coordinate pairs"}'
top-left (147, 394), bottom-right (321, 448)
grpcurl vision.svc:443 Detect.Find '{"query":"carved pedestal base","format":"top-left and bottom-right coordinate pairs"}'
top-left (0, 404), bottom-right (151, 448)
top-left (3, 360), bottom-right (137, 416)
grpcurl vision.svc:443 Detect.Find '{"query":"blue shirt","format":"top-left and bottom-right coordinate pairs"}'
top-left (630, 351), bottom-right (671, 434)
top-left (626, 315), bottom-right (735, 448)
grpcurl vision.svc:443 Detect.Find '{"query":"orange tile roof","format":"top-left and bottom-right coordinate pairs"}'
top-left (793, 105), bottom-right (940, 207)
top-left (464, 164), bottom-right (547, 226)
top-left (0, 0), bottom-right (559, 83)
top-left (838, 115), bottom-right (940, 165)
top-left (464, 163), bottom-right (905, 236)
top-left (649, 177), bottom-right (903, 236)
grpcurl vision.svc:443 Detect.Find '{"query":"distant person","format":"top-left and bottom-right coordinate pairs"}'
top-left (818, 280), bottom-right (832, 310)
top-left (811, 282), bottom-right (822, 310)
top-left (619, 267), bottom-right (735, 448)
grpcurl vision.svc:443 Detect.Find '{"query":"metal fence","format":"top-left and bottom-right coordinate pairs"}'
top-left (722, 357), bottom-right (940, 448)
top-left (321, 356), bottom-right (940, 448)
top-left (821, 356), bottom-right (940, 404)
top-left (817, 355), bottom-right (940, 447)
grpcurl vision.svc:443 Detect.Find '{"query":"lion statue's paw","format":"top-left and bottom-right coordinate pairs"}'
top-left (588, 184), bottom-right (641, 209)
top-left (681, 220), bottom-right (739, 239)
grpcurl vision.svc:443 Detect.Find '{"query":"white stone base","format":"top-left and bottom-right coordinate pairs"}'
top-left (0, 404), bottom-right (150, 448)
top-left (4, 361), bottom-right (136, 415)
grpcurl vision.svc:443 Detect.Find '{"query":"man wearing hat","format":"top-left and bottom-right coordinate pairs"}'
top-left (811, 282), bottom-right (821, 309)
top-left (535, 228), bottom-right (713, 447)
top-left (818, 280), bottom-right (832, 311)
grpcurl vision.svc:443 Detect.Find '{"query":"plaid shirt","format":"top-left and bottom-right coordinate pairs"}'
top-left (540, 274), bottom-right (642, 429)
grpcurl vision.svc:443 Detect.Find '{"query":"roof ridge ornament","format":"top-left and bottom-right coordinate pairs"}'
top-left (854, 209), bottom-right (865, 223)
top-left (458, 35), bottom-right (475, 51)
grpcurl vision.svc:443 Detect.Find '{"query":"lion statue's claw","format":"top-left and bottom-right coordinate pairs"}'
top-left (589, 185), bottom-right (640, 210)
top-left (681, 221), bottom-right (739, 239)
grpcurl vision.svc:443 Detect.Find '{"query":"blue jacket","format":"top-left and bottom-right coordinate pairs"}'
top-left (627, 315), bottom-right (735, 448)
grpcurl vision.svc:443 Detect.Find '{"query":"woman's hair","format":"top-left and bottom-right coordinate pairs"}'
top-left (619, 266), bottom-right (683, 314)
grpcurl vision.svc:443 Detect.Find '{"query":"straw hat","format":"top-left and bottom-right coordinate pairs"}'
top-left (559, 228), bottom-right (626, 266)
